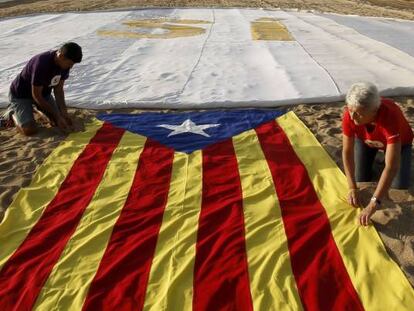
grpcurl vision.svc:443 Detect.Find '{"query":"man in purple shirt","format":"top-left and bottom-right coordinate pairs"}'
top-left (4, 42), bottom-right (82, 136)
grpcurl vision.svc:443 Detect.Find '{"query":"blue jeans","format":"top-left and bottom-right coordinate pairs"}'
top-left (355, 138), bottom-right (412, 189)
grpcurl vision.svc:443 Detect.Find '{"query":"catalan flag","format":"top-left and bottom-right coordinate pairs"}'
top-left (0, 110), bottom-right (413, 311)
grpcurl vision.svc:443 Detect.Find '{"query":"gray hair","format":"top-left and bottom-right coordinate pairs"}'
top-left (346, 82), bottom-right (380, 111)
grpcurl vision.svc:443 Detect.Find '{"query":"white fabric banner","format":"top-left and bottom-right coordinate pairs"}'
top-left (0, 8), bottom-right (413, 109)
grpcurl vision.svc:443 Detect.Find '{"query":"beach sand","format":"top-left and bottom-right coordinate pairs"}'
top-left (0, 0), bottom-right (413, 19)
top-left (0, 0), bottom-right (413, 287)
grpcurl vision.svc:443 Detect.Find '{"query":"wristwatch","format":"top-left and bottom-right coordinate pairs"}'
top-left (370, 196), bottom-right (381, 206)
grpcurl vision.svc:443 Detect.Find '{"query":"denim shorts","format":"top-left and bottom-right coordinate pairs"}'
top-left (4, 91), bottom-right (60, 127)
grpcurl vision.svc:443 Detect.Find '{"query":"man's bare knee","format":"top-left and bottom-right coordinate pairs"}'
top-left (18, 123), bottom-right (37, 136)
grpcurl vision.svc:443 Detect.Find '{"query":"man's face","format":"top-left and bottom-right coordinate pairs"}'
top-left (61, 58), bottom-right (75, 70)
top-left (56, 52), bottom-right (75, 70)
top-left (347, 105), bottom-right (376, 125)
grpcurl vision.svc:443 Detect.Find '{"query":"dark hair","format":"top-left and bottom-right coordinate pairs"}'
top-left (60, 42), bottom-right (83, 63)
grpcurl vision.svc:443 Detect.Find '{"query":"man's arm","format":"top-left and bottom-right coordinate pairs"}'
top-left (32, 85), bottom-right (59, 121)
top-left (342, 134), bottom-right (357, 190)
top-left (53, 80), bottom-right (68, 117)
top-left (359, 141), bottom-right (401, 226)
top-left (54, 80), bottom-right (74, 128)
top-left (373, 142), bottom-right (401, 200)
top-left (342, 134), bottom-right (362, 207)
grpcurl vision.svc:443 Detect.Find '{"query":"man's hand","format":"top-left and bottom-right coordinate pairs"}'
top-left (358, 201), bottom-right (378, 226)
top-left (56, 115), bottom-right (71, 133)
top-left (347, 188), bottom-right (361, 207)
top-left (62, 112), bottom-right (74, 128)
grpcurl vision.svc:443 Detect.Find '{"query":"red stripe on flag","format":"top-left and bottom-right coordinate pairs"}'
top-left (82, 139), bottom-right (174, 311)
top-left (255, 121), bottom-right (364, 311)
top-left (0, 122), bottom-right (124, 311)
top-left (193, 139), bottom-right (253, 311)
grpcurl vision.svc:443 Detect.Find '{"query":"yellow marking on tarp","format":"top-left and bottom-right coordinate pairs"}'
top-left (98, 19), bottom-right (211, 39)
top-left (251, 18), bottom-right (294, 41)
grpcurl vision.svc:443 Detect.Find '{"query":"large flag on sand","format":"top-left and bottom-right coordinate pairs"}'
top-left (0, 110), bottom-right (413, 310)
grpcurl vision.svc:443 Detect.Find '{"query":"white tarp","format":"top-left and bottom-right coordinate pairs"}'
top-left (0, 8), bottom-right (413, 109)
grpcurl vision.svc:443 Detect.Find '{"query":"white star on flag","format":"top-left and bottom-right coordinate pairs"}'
top-left (158, 119), bottom-right (220, 137)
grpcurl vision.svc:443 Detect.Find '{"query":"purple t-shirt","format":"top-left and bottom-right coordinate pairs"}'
top-left (10, 50), bottom-right (70, 99)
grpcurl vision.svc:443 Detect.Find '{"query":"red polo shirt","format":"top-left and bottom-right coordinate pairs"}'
top-left (342, 98), bottom-right (413, 150)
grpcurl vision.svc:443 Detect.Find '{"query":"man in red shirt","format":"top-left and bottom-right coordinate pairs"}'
top-left (342, 82), bottom-right (413, 226)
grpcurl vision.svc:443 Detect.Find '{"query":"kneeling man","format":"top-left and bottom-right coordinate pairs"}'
top-left (4, 42), bottom-right (82, 135)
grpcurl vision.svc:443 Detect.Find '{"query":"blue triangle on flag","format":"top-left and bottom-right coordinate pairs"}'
top-left (97, 109), bottom-right (285, 153)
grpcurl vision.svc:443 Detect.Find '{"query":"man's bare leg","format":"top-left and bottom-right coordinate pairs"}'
top-left (14, 114), bottom-right (37, 136)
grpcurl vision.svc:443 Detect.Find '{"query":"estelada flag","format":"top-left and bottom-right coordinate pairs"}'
top-left (0, 110), bottom-right (413, 311)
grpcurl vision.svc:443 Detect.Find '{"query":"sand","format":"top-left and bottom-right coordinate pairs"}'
top-left (0, 0), bottom-right (413, 20)
top-left (0, 0), bottom-right (413, 287)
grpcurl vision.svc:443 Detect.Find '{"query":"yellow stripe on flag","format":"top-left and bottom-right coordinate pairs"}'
top-left (278, 111), bottom-right (414, 310)
top-left (0, 120), bottom-right (103, 271)
top-left (143, 151), bottom-right (203, 311)
top-left (33, 131), bottom-right (147, 311)
top-left (232, 129), bottom-right (303, 311)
